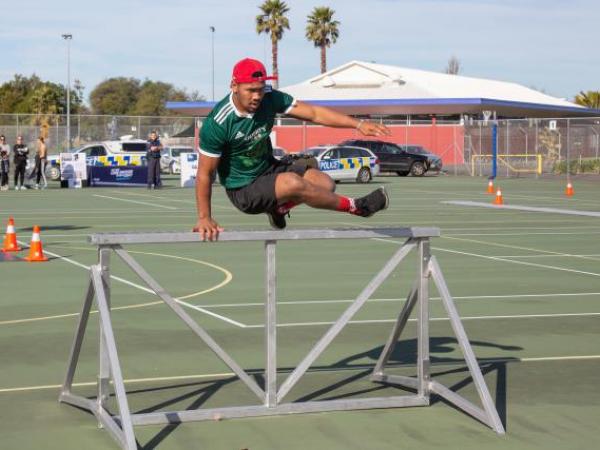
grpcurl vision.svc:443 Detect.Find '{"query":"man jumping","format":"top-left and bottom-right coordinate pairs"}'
top-left (195, 58), bottom-right (391, 240)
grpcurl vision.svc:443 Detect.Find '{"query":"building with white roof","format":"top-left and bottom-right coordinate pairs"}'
top-left (167, 60), bottom-right (598, 118)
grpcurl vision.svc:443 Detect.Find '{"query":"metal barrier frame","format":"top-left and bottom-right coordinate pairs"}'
top-left (59, 228), bottom-right (505, 450)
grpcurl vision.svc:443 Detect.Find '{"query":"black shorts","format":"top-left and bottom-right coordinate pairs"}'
top-left (226, 160), bottom-right (308, 214)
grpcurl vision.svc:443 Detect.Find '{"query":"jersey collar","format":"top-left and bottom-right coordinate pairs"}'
top-left (229, 93), bottom-right (254, 119)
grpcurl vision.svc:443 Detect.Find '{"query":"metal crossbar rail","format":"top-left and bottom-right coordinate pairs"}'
top-left (59, 228), bottom-right (505, 450)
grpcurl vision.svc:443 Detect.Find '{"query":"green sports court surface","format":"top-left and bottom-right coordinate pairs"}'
top-left (1, 175), bottom-right (599, 450)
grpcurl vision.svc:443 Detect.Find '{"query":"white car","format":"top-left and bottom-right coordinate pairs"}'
top-left (301, 145), bottom-right (380, 183)
top-left (46, 139), bottom-right (148, 180)
top-left (160, 146), bottom-right (194, 174)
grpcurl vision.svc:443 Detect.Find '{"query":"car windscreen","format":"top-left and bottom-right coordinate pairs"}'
top-left (302, 148), bottom-right (326, 157)
top-left (171, 148), bottom-right (192, 157)
top-left (407, 146), bottom-right (427, 155)
top-left (121, 143), bottom-right (148, 152)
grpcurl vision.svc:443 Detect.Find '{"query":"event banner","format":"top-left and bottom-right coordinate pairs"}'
top-left (180, 152), bottom-right (197, 187)
top-left (60, 153), bottom-right (87, 182)
top-left (88, 166), bottom-right (147, 187)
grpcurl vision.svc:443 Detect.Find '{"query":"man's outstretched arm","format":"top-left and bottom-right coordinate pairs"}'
top-left (194, 153), bottom-right (223, 241)
top-left (287, 101), bottom-right (391, 137)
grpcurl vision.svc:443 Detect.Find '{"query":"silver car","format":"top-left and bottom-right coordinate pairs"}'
top-left (160, 146), bottom-right (194, 174)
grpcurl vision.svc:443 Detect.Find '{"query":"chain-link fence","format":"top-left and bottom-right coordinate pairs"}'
top-left (2, 113), bottom-right (599, 178)
top-left (465, 117), bottom-right (600, 177)
top-left (0, 114), bottom-right (196, 154)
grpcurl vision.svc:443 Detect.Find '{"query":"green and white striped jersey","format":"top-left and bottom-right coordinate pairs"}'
top-left (199, 89), bottom-right (296, 189)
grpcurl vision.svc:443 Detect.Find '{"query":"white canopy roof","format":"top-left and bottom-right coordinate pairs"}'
top-left (167, 60), bottom-right (598, 118)
top-left (279, 60), bottom-right (592, 117)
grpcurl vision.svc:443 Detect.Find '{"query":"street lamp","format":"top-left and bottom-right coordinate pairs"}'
top-left (209, 26), bottom-right (215, 101)
top-left (61, 33), bottom-right (72, 151)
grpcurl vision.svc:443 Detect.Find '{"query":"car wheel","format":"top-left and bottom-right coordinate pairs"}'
top-left (356, 167), bottom-right (371, 183)
top-left (410, 162), bottom-right (426, 177)
top-left (396, 170), bottom-right (409, 177)
top-left (48, 166), bottom-right (61, 181)
top-left (169, 162), bottom-right (175, 174)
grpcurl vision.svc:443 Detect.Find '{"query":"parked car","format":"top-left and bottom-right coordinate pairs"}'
top-left (160, 146), bottom-right (194, 174)
top-left (300, 145), bottom-right (380, 183)
top-left (46, 139), bottom-right (148, 180)
top-left (340, 139), bottom-right (442, 176)
top-left (272, 146), bottom-right (288, 160)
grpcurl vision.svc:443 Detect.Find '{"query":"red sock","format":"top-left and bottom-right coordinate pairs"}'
top-left (276, 201), bottom-right (299, 215)
top-left (336, 196), bottom-right (358, 214)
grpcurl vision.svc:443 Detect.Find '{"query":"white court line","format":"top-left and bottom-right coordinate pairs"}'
top-left (195, 292), bottom-right (600, 309)
top-left (3, 354), bottom-right (600, 394)
top-left (443, 201), bottom-right (600, 218)
top-left (113, 190), bottom-right (232, 210)
top-left (373, 238), bottom-right (600, 278)
top-left (243, 311), bottom-right (600, 328)
top-left (442, 235), bottom-right (600, 263)
top-left (175, 300), bottom-right (246, 328)
top-left (11, 242), bottom-right (240, 327)
top-left (93, 194), bottom-right (178, 210)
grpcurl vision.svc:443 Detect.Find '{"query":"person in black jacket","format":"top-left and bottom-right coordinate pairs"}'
top-left (13, 136), bottom-right (29, 190)
top-left (0, 135), bottom-right (10, 190)
top-left (146, 131), bottom-right (163, 189)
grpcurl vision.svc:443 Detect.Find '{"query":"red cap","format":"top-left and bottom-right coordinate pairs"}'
top-left (232, 58), bottom-right (277, 84)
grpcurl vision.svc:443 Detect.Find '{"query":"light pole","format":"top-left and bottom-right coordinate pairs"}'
top-left (62, 33), bottom-right (72, 151)
top-left (209, 26), bottom-right (215, 101)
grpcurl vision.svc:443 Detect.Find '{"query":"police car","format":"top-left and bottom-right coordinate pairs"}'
top-left (301, 145), bottom-right (380, 183)
top-left (46, 139), bottom-right (148, 180)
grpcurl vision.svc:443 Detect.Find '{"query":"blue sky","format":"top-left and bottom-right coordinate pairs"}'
top-left (1, 0), bottom-right (598, 103)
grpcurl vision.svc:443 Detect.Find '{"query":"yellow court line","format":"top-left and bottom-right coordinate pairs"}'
top-left (3, 355), bottom-right (600, 394)
top-left (0, 247), bottom-right (232, 326)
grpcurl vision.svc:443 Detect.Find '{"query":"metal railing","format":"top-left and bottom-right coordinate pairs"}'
top-left (59, 228), bottom-right (504, 450)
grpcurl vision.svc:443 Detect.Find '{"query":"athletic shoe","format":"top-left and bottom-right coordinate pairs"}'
top-left (353, 186), bottom-right (389, 217)
top-left (267, 210), bottom-right (287, 230)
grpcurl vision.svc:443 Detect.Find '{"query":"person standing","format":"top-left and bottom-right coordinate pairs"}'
top-left (146, 131), bottom-right (162, 189)
top-left (34, 136), bottom-right (48, 189)
top-left (0, 135), bottom-right (10, 191)
top-left (13, 136), bottom-right (29, 190)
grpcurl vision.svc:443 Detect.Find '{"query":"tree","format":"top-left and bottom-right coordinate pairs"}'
top-left (305, 6), bottom-right (340, 74)
top-left (574, 90), bottom-right (600, 109)
top-left (0, 74), bottom-right (84, 115)
top-left (89, 77), bottom-right (141, 115)
top-left (131, 80), bottom-right (189, 116)
top-left (256, 0), bottom-right (290, 89)
top-left (445, 56), bottom-right (461, 75)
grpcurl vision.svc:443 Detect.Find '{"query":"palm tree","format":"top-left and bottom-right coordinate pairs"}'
top-left (256, 0), bottom-right (290, 89)
top-left (305, 6), bottom-right (340, 74)
top-left (574, 90), bottom-right (600, 109)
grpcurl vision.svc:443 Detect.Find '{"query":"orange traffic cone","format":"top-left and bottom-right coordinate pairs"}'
top-left (565, 182), bottom-right (574, 197)
top-left (24, 225), bottom-right (48, 262)
top-left (2, 216), bottom-right (22, 252)
top-left (493, 188), bottom-right (504, 205)
top-left (486, 179), bottom-right (495, 194)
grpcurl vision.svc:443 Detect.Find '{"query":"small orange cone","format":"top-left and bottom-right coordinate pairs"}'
top-left (24, 225), bottom-right (48, 262)
top-left (2, 217), bottom-right (22, 252)
top-left (493, 188), bottom-right (504, 205)
top-left (486, 179), bottom-right (495, 194)
top-left (565, 182), bottom-right (574, 197)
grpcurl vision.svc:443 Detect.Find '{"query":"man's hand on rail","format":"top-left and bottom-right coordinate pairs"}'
top-left (192, 217), bottom-right (224, 241)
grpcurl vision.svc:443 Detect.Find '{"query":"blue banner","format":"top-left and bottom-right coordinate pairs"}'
top-left (88, 165), bottom-right (148, 187)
